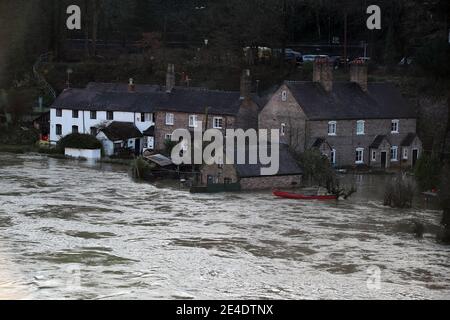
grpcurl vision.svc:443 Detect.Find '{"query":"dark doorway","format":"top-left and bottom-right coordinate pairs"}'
top-left (135, 139), bottom-right (141, 156)
top-left (207, 175), bottom-right (214, 185)
top-left (412, 149), bottom-right (418, 167)
top-left (381, 152), bottom-right (387, 169)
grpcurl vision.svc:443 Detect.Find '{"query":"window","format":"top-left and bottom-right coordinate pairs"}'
top-left (107, 111), bottom-right (114, 120)
top-left (165, 134), bottom-right (173, 141)
top-left (331, 149), bottom-right (336, 165)
top-left (213, 117), bottom-right (223, 129)
top-left (90, 111), bottom-right (97, 120)
top-left (141, 113), bottom-right (153, 122)
top-left (189, 115), bottom-right (198, 128)
top-left (281, 123), bottom-right (286, 136)
top-left (281, 90), bottom-right (288, 102)
top-left (355, 148), bottom-right (364, 164)
top-left (390, 146), bottom-right (398, 161)
top-left (56, 109), bottom-right (62, 117)
top-left (391, 120), bottom-right (399, 134)
top-left (328, 121), bottom-right (337, 136)
top-left (356, 120), bottom-right (365, 135)
top-left (224, 178), bottom-right (232, 184)
top-left (372, 150), bottom-right (377, 162)
top-left (72, 110), bottom-right (79, 119)
top-left (90, 127), bottom-right (97, 136)
top-left (166, 113), bottom-right (174, 125)
top-left (72, 125), bottom-right (79, 134)
top-left (403, 148), bottom-right (408, 160)
top-left (56, 124), bottom-right (62, 135)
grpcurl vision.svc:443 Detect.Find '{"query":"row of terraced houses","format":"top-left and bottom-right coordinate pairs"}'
top-left (50, 60), bottom-right (422, 173)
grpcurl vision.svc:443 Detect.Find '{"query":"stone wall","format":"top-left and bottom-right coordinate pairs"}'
top-left (259, 84), bottom-right (307, 153)
top-left (240, 175), bottom-right (302, 190)
top-left (306, 118), bottom-right (418, 167)
top-left (153, 111), bottom-right (236, 151)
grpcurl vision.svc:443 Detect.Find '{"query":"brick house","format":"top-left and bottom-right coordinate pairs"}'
top-left (259, 58), bottom-right (422, 168)
top-left (200, 144), bottom-right (303, 190)
top-left (49, 65), bottom-right (260, 153)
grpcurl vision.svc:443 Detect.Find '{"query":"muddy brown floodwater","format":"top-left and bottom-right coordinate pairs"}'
top-left (0, 152), bottom-right (449, 300)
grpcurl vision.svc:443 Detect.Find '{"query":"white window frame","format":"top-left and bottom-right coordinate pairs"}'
top-left (403, 148), bottom-right (408, 160)
top-left (281, 123), bottom-right (286, 136)
top-left (391, 119), bottom-right (399, 134)
top-left (56, 124), bottom-right (62, 136)
top-left (140, 113), bottom-right (153, 123)
top-left (390, 146), bottom-right (398, 162)
top-left (165, 134), bottom-right (173, 141)
top-left (166, 113), bottom-right (174, 126)
top-left (371, 150), bottom-right (377, 162)
top-left (356, 148), bottom-right (364, 164)
top-left (189, 115), bottom-right (198, 128)
top-left (213, 117), bottom-right (223, 129)
top-left (356, 120), bottom-right (365, 135)
top-left (281, 90), bottom-right (288, 102)
top-left (328, 121), bottom-right (337, 136)
top-left (56, 109), bottom-right (62, 117)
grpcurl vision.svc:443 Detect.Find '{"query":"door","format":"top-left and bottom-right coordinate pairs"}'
top-left (147, 137), bottom-right (155, 150)
top-left (207, 175), bottom-right (214, 185)
top-left (381, 152), bottom-right (387, 169)
top-left (412, 149), bottom-right (418, 167)
top-left (135, 138), bottom-right (141, 155)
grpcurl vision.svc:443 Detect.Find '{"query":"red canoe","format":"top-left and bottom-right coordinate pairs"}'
top-left (273, 190), bottom-right (337, 200)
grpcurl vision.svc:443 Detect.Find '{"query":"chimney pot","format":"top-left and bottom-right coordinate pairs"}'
top-left (166, 64), bottom-right (175, 93)
top-left (128, 78), bottom-right (136, 92)
top-left (240, 69), bottom-right (252, 100)
top-left (350, 61), bottom-right (368, 92)
top-left (313, 57), bottom-right (333, 92)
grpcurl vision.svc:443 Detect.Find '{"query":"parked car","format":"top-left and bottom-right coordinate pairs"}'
top-left (302, 54), bottom-right (330, 63)
top-left (273, 48), bottom-right (302, 64)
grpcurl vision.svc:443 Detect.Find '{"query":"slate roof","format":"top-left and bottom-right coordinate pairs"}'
top-left (142, 125), bottom-right (155, 136)
top-left (234, 144), bottom-right (303, 178)
top-left (369, 135), bottom-right (389, 149)
top-left (285, 81), bottom-right (416, 120)
top-left (99, 122), bottom-right (143, 142)
top-left (51, 85), bottom-right (245, 116)
top-left (401, 133), bottom-right (418, 147)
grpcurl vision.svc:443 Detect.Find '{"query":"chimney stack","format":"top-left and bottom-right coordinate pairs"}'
top-left (350, 60), bottom-right (368, 92)
top-left (313, 57), bottom-right (333, 92)
top-left (240, 69), bottom-right (252, 100)
top-left (128, 78), bottom-right (135, 92)
top-left (166, 64), bottom-right (175, 93)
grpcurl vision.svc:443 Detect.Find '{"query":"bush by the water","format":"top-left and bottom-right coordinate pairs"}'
top-left (57, 133), bottom-right (102, 151)
top-left (384, 174), bottom-right (415, 208)
top-left (0, 125), bottom-right (39, 145)
top-left (414, 153), bottom-right (441, 191)
top-left (131, 157), bottom-right (156, 180)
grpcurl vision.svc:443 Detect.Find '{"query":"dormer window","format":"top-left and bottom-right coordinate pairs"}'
top-left (356, 120), bottom-right (365, 135)
top-left (281, 90), bottom-right (288, 102)
top-left (328, 121), bottom-right (337, 136)
top-left (391, 120), bottom-right (399, 134)
top-left (281, 123), bottom-right (286, 136)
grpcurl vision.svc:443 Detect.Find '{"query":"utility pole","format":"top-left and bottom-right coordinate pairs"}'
top-left (344, 11), bottom-right (348, 69)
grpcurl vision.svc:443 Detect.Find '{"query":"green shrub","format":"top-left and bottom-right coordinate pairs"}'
top-left (57, 133), bottom-right (102, 151)
top-left (0, 126), bottom-right (39, 145)
top-left (131, 157), bottom-right (155, 180)
top-left (384, 174), bottom-right (415, 208)
top-left (414, 153), bottom-right (441, 191)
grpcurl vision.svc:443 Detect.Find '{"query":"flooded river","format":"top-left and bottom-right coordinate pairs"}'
top-left (0, 152), bottom-right (449, 300)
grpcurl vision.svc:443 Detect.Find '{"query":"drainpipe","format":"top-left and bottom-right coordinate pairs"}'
top-left (83, 110), bottom-right (86, 134)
